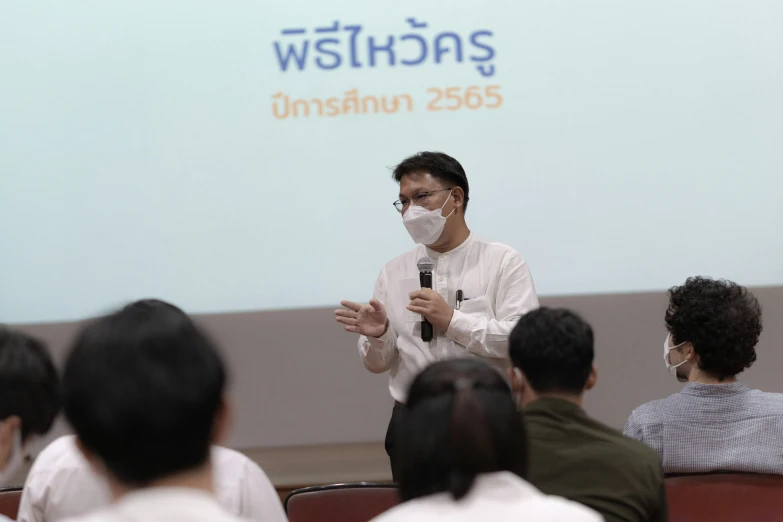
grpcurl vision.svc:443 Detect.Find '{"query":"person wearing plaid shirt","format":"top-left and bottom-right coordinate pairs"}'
top-left (624, 276), bottom-right (783, 474)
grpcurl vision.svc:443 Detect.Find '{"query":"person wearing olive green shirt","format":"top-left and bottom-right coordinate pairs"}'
top-left (508, 308), bottom-right (667, 522)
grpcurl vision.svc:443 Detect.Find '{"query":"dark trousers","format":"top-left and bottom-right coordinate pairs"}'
top-left (384, 401), bottom-right (405, 482)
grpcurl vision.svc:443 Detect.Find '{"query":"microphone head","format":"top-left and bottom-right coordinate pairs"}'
top-left (417, 256), bottom-right (435, 272)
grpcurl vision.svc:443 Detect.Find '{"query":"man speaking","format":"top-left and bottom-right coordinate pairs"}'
top-left (334, 152), bottom-right (538, 478)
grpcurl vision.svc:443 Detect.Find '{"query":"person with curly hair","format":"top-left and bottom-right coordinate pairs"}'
top-left (624, 276), bottom-right (783, 474)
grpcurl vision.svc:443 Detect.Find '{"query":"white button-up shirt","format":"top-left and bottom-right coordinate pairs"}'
top-left (369, 471), bottom-right (602, 522)
top-left (360, 234), bottom-right (538, 403)
top-left (17, 436), bottom-right (287, 522)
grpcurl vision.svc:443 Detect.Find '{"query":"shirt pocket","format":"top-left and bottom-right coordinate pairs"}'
top-left (459, 295), bottom-right (493, 319)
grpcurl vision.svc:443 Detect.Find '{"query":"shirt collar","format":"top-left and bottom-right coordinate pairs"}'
top-left (524, 397), bottom-right (588, 419)
top-left (680, 381), bottom-right (751, 397)
top-left (116, 487), bottom-right (224, 513)
top-left (425, 232), bottom-right (474, 259)
top-left (426, 471), bottom-right (539, 503)
top-left (471, 471), bottom-right (540, 499)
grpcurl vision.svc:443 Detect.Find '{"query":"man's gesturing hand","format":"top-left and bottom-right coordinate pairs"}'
top-left (335, 299), bottom-right (388, 338)
top-left (407, 289), bottom-right (454, 332)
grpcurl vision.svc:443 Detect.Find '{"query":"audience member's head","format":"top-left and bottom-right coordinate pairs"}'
top-left (62, 299), bottom-right (229, 493)
top-left (0, 327), bottom-right (60, 484)
top-left (508, 308), bottom-right (596, 407)
top-left (398, 358), bottom-right (527, 502)
top-left (663, 276), bottom-right (761, 383)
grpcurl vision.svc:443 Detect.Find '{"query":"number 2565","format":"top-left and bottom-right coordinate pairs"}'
top-left (427, 86), bottom-right (502, 111)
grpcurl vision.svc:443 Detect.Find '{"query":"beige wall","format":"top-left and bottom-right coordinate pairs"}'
top-left (11, 286), bottom-right (783, 484)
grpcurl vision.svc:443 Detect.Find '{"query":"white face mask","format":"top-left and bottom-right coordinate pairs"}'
top-left (663, 333), bottom-right (688, 382)
top-left (402, 190), bottom-right (455, 245)
top-left (0, 428), bottom-right (25, 486)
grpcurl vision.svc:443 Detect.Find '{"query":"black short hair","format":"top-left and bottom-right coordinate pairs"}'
top-left (0, 327), bottom-right (60, 440)
top-left (666, 277), bottom-right (761, 380)
top-left (62, 299), bottom-right (227, 486)
top-left (398, 358), bottom-right (527, 502)
top-left (509, 308), bottom-right (594, 395)
top-left (392, 152), bottom-right (470, 212)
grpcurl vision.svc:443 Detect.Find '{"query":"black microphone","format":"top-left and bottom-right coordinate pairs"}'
top-left (417, 256), bottom-right (435, 342)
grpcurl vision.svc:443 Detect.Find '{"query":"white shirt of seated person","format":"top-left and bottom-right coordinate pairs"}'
top-left (370, 471), bottom-right (602, 522)
top-left (17, 435), bottom-right (287, 522)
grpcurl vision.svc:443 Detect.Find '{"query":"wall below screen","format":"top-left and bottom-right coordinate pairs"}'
top-left (13, 286), bottom-right (783, 484)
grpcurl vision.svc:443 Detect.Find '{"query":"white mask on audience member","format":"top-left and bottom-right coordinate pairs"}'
top-left (663, 333), bottom-right (688, 382)
top-left (0, 428), bottom-right (25, 485)
top-left (403, 190), bottom-right (455, 245)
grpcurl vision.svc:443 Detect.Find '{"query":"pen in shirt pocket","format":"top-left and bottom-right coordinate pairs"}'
top-left (456, 290), bottom-right (472, 310)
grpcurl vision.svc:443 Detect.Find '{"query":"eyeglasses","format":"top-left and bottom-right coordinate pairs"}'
top-left (393, 188), bottom-right (452, 213)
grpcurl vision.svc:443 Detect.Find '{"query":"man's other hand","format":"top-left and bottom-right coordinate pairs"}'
top-left (335, 299), bottom-right (388, 338)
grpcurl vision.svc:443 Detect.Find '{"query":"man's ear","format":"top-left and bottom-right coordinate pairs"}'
top-left (211, 396), bottom-right (233, 447)
top-left (585, 366), bottom-right (598, 391)
top-left (682, 342), bottom-right (697, 362)
top-left (0, 416), bottom-right (21, 467)
top-left (508, 367), bottom-right (522, 394)
top-left (512, 367), bottom-right (531, 397)
top-left (451, 187), bottom-right (465, 212)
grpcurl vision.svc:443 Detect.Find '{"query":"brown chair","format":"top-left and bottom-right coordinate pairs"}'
top-left (285, 483), bottom-right (400, 522)
top-left (0, 487), bottom-right (22, 520)
top-left (666, 473), bottom-right (783, 522)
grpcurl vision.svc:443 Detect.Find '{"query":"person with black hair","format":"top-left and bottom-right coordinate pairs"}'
top-left (335, 151), bottom-right (538, 479)
top-left (370, 358), bottom-right (600, 522)
top-left (58, 299), bottom-right (255, 522)
top-left (510, 308), bottom-right (666, 522)
top-left (624, 277), bottom-right (783, 474)
top-left (0, 327), bottom-right (59, 491)
top-left (18, 435), bottom-right (287, 522)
